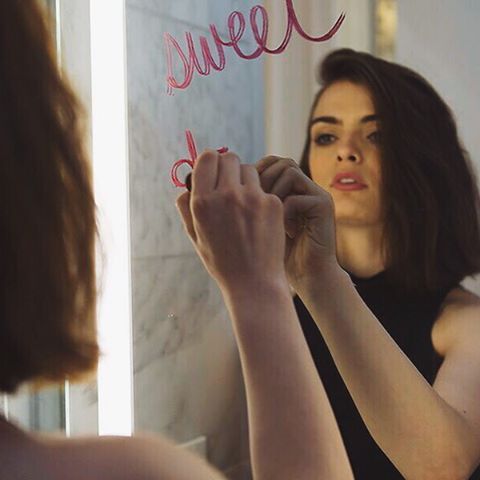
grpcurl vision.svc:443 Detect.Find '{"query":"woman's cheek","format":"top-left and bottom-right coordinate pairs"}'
top-left (309, 153), bottom-right (331, 189)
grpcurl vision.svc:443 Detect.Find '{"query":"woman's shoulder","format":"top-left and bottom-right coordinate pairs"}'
top-left (432, 286), bottom-right (480, 356)
top-left (2, 429), bottom-right (225, 480)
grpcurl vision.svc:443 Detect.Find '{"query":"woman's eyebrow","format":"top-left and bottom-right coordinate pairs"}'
top-left (309, 114), bottom-right (378, 127)
top-left (310, 116), bottom-right (340, 126)
top-left (361, 114), bottom-right (378, 124)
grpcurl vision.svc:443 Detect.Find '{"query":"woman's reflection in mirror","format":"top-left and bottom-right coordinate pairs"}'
top-left (257, 48), bottom-right (480, 479)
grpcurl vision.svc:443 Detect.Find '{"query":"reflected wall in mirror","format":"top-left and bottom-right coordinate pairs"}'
top-left (126, 1), bottom-right (263, 476)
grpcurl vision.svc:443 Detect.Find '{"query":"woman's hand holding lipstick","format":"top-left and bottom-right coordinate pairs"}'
top-left (176, 150), bottom-right (288, 295)
top-left (177, 150), bottom-right (341, 292)
top-left (255, 156), bottom-right (341, 292)
top-left (171, 130), bottom-right (228, 189)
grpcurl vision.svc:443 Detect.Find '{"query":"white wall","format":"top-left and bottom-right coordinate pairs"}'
top-left (264, 0), bottom-right (373, 161)
top-left (396, 1), bottom-right (480, 172)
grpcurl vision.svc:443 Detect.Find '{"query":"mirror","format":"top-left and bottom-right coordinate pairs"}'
top-left (125, 1), bottom-right (379, 478)
top-left (126, 1), bottom-right (480, 478)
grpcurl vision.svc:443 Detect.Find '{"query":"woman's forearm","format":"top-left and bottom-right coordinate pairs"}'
top-left (297, 266), bottom-right (477, 479)
top-left (222, 277), bottom-right (353, 480)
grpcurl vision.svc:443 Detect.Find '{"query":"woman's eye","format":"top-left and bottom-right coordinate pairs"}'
top-left (314, 134), bottom-right (336, 146)
top-left (367, 131), bottom-right (381, 144)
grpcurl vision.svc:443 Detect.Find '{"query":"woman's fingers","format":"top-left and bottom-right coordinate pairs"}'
top-left (191, 150), bottom-right (261, 192)
top-left (176, 191), bottom-right (196, 242)
top-left (241, 164), bottom-right (261, 188)
top-left (182, 151), bottom-right (260, 241)
top-left (269, 166), bottom-right (310, 200)
top-left (192, 150), bottom-right (246, 192)
top-left (256, 156), bottom-right (317, 199)
top-left (256, 155), bottom-right (285, 175)
top-left (192, 150), bottom-right (220, 194)
top-left (176, 151), bottom-right (288, 290)
top-left (256, 155), bottom-right (295, 193)
top-left (216, 152), bottom-right (241, 189)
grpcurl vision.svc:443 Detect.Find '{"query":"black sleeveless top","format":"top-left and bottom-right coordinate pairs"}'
top-left (294, 270), bottom-right (480, 479)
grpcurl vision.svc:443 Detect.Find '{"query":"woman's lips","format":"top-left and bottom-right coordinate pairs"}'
top-left (331, 172), bottom-right (367, 191)
top-left (332, 183), bottom-right (367, 191)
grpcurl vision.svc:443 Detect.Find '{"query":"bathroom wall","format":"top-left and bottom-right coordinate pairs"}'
top-left (396, 0), bottom-right (480, 167)
top-left (264, 0), bottom-right (373, 161)
top-left (125, 1), bottom-right (264, 477)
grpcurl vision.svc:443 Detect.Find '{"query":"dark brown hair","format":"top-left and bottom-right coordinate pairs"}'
top-left (0, 0), bottom-right (99, 393)
top-left (300, 49), bottom-right (480, 294)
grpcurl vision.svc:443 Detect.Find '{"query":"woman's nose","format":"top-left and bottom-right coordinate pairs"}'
top-left (336, 139), bottom-right (361, 163)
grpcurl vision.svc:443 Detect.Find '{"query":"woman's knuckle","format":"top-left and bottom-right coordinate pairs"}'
top-left (243, 190), bottom-right (261, 208)
top-left (265, 193), bottom-right (282, 209)
top-left (286, 165), bottom-right (299, 176)
top-left (222, 152), bottom-right (240, 164)
top-left (198, 150), bottom-right (217, 165)
top-left (191, 196), bottom-right (211, 216)
top-left (222, 189), bottom-right (241, 206)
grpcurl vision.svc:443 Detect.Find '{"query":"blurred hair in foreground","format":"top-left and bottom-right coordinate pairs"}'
top-left (0, 0), bottom-right (100, 393)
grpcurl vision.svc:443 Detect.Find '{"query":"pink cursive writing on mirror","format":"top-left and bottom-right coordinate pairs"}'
top-left (171, 130), bottom-right (228, 188)
top-left (164, 0), bottom-right (345, 94)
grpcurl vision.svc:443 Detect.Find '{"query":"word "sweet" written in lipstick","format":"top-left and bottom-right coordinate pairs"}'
top-left (164, 0), bottom-right (345, 94)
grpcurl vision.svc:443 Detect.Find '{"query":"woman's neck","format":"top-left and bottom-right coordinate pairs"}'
top-left (335, 224), bottom-right (385, 278)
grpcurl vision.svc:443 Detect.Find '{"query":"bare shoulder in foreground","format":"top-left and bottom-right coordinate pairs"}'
top-left (0, 420), bottom-right (225, 480)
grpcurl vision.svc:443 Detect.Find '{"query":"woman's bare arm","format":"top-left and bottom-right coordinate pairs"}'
top-left (35, 434), bottom-right (226, 480)
top-left (223, 278), bottom-right (353, 480)
top-left (176, 150), bottom-right (353, 480)
top-left (297, 264), bottom-right (480, 480)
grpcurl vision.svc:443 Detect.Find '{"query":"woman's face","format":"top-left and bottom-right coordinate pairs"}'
top-left (308, 81), bottom-right (383, 227)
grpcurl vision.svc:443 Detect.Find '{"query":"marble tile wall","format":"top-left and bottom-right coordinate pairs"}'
top-left (126, 1), bottom-right (264, 476)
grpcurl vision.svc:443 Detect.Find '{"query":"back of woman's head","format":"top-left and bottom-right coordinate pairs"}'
top-left (0, 0), bottom-right (99, 393)
top-left (300, 48), bottom-right (480, 294)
